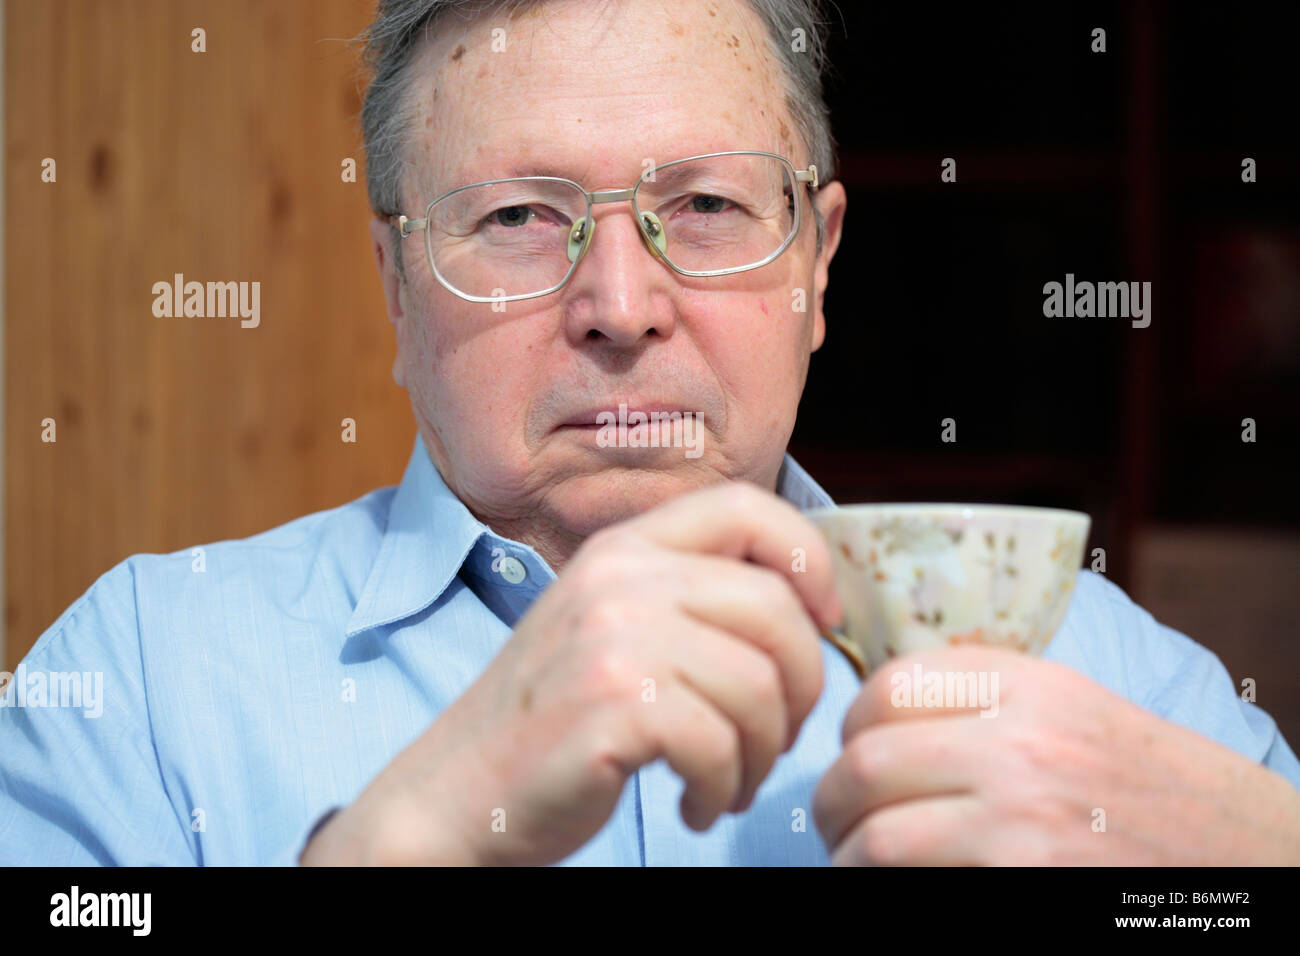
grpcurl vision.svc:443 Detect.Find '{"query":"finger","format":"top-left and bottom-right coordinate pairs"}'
top-left (829, 794), bottom-right (987, 866)
top-left (813, 717), bottom-right (984, 849)
top-left (843, 645), bottom-right (1028, 743)
top-left (624, 681), bottom-right (743, 832)
top-left (670, 552), bottom-right (824, 749)
top-left (663, 611), bottom-right (791, 813)
top-left (616, 481), bottom-right (843, 631)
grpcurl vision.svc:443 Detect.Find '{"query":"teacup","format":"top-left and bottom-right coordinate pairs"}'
top-left (807, 504), bottom-right (1090, 678)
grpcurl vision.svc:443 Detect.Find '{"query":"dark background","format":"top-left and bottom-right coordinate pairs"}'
top-left (793, 0), bottom-right (1299, 573)
top-left (788, 0), bottom-right (1300, 744)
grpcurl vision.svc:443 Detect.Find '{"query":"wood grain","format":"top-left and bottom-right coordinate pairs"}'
top-left (5, 0), bottom-right (413, 664)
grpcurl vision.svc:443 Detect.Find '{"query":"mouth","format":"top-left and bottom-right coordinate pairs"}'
top-left (550, 400), bottom-right (709, 461)
top-left (554, 402), bottom-right (694, 431)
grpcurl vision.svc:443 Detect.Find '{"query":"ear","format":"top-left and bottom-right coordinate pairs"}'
top-left (809, 181), bottom-right (847, 353)
top-left (369, 215), bottom-right (406, 322)
top-left (369, 215), bottom-right (408, 386)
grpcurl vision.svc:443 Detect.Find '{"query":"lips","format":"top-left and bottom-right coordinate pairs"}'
top-left (555, 403), bottom-right (692, 430)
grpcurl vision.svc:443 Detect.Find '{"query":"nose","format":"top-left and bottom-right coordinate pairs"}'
top-left (560, 201), bottom-right (676, 348)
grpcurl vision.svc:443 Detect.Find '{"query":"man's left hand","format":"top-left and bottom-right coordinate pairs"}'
top-left (812, 646), bottom-right (1300, 865)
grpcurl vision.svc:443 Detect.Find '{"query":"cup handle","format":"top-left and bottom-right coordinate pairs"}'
top-left (820, 627), bottom-right (867, 681)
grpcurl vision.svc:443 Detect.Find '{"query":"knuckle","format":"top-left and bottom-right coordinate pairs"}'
top-left (739, 650), bottom-right (784, 711)
top-left (800, 657), bottom-right (826, 718)
top-left (810, 788), bottom-right (831, 835)
top-left (582, 723), bottom-right (638, 787)
top-left (771, 575), bottom-right (823, 659)
top-left (753, 563), bottom-right (798, 605)
top-left (860, 668), bottom-right (897, 711)
top-left (570, 541), bottom-right (638, 592)
top-left (845, 733), bottom-right (889, 786)
top-left (1018, 782), bottom-right (1077, 838)
top-left (575, 597), bottom-right (636, 641)
top-left (855, 815), bottom-right (906, 865)
top-left (577, 643), bottom-right (642, 704)
top-left (697, 717), bottom-right (741, 778)
top-left (577, 528), bottom-right (655, 579)
top-left (1007, 721), bottom-right (1071, 777)
top-left (989, 822), bottom-right (1058, 866)
top-left (749, 565), bottom-right (815, 642)
top-left (803, 517), bottom-right (834, 558)
top-left (720, 480), bottom-right (767, 515)
top-left (987, 730), bottom-right (1080, 834)
top-left (984, 768), bottom-right (1036, 823)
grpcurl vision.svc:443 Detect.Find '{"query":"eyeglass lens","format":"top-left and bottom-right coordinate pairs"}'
top-left (424, 154), bottom-right (798, 299)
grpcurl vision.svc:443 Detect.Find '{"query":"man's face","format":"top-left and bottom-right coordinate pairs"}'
top-left (370, 0), bottom-right (846, 566)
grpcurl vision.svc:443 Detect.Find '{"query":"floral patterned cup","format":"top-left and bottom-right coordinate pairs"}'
top-left (807, 504), bottom-right (1091, 678)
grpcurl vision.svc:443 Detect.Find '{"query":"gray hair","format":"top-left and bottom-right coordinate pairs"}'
top-left (355, 0), bottom-right (838, 279)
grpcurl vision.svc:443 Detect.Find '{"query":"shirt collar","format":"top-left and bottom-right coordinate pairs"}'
top-left (346, 432), bottom-right (836, 636)
top-left (775, 453), bottom-right (836, 511)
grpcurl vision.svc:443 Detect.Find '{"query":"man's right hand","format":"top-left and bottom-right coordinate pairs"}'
top-left (300, 481), bottom-right (843, 866)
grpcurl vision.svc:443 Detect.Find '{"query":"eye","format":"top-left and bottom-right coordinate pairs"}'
top-left (488, 205), bottom-right (534, 227)
top-left (689, 194), bottom-right (731, 214)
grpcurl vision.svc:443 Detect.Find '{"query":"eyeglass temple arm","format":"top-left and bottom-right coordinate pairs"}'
top-left (388, 214), bottom-right (427, 239)
top-left (387, 164), bottom-right (817, 239)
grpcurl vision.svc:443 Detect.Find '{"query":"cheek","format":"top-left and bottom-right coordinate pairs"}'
top-left (708, 285), bottom-right (814, 440)
top-left (707, 290), bottom-right (810, 387)
top-left (407, 300), bottom-right (545, 450)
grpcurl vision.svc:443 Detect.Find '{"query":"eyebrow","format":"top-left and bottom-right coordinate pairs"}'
top-left (452, 153), bottom-right (731, 190)
top-left (650, 160), bottom-right (721, 187)
top-left (480, 163), bottom-right (575, 182)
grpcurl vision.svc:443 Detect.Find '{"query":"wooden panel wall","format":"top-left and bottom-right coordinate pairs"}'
top-left (4, 0), bottom-right (412, 666)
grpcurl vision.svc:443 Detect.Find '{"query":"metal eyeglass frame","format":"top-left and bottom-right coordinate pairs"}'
top-left (387, 149), bottom-right (819, 304)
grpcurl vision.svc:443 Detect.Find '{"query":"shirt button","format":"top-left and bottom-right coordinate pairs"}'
top-left (498, 556), bottom-right (527, 584)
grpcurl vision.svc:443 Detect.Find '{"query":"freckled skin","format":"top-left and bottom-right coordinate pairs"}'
top-left (369, 0), bottom-right (847, 572)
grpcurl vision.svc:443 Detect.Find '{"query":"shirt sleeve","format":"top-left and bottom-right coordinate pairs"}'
top-left (0, 561), bottom-right (197, 865)
top-left (1048, 570), bottom-right (1300, 793)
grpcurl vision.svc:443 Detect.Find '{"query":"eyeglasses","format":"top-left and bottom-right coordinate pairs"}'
top-left (387, 150), bottom-right (819, 303)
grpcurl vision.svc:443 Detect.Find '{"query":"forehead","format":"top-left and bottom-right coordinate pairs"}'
top-left (403, 0), bottom-right (799, 196)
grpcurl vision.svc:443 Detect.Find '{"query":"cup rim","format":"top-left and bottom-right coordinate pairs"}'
top-left (806, 502), bottom-right (1091, 524)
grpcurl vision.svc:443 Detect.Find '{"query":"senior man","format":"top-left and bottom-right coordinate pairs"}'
top-left (3, 0), bottom-right (1300, 867)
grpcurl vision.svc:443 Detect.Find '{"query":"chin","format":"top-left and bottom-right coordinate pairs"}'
top-left (547, 463), bottom-right (724, 536)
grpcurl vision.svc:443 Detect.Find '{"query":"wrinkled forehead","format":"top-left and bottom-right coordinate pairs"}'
top-left (401, 0), bottom-right (801, 202)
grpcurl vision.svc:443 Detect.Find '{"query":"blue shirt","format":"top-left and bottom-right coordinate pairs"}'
top-left (2, 433), bottom-right (1297, 865)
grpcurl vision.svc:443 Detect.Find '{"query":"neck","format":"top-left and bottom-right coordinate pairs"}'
top-left (480, 514), bottom-right (585, 575)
